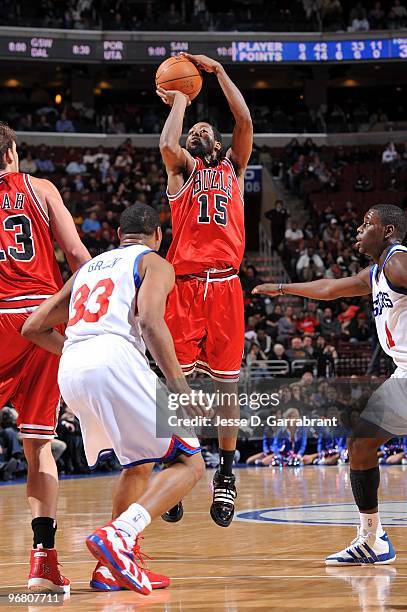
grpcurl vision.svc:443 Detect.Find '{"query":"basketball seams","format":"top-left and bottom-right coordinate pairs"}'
top-left (156, 73), bottom-right (201, 84)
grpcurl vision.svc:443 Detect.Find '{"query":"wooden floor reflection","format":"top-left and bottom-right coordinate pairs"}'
top-left (0, 466), bottom-right (406, 610)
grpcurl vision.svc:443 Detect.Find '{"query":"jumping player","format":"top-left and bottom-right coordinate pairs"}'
top-left (0, 123), bottom-right (89, 591)
top-left (22, 204), bottom-right (205, 593)
top-left (254, 204), bottom-right (407, 565)
top-left (157, 53), bottom-right (253, 526)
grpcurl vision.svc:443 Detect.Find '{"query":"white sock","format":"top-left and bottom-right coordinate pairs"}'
top-left (360, 512), bottom-right (384, 537)
top-left (114, 503), bottom-right (151, 538)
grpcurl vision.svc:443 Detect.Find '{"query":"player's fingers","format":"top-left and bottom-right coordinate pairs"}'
top-left (179, 51), bottom-right (195, 62)
top-left (252, 284), bottom-right (276, 295)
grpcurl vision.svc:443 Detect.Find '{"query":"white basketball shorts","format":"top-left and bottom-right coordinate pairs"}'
top-left (58, 334), bottom-right (200, 468)
top-left (361, 366), bottom-right (407, 436)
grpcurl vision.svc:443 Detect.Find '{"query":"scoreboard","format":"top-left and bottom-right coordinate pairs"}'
top-left (232, 39), bottom-right (407, 62)
top-left (0, 35), bottom-right (406, 64)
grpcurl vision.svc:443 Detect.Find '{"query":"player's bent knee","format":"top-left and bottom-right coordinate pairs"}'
top-left (122, 463), bottom-right (153, 481)
top-left (183, 453), bottom-right (205, 483)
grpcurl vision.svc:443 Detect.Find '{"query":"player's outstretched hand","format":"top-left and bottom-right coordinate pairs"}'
top-left (252, 283), bottom-right (280, 296)
top-left (180, 52), bottom-right (221, 74)
top-left (156, 86), bottom-right (191, 107)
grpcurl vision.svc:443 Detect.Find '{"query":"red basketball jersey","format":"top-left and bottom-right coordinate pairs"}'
top-left (0, 172), bottom-right (62, 311)
top-left (166, 157), bottom-right (245, 275)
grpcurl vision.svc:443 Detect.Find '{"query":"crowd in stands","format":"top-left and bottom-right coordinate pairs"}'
top-left (1, 0), bottom-right (407, 31)
top-left (2, 86), bottom-right (406, 136)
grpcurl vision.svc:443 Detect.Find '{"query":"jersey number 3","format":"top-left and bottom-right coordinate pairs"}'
top-left (68, 278), bottom-right (114, 327)
top-left (197, 194), bottom-right (228, 226)
top-left (0, 214), bottom-right (34, 262)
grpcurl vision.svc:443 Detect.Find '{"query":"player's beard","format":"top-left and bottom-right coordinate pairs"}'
top-left (186, 141), bottom-right (210, 159)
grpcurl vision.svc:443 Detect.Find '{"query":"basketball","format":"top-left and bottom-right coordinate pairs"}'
top-left (155, 56), bottom-right (202, 101)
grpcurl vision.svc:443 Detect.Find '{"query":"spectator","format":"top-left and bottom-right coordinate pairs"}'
top-left (35, 114), bottom-right (54, 132)
top-left (286, 336), bottom-right (308, 362)
top-left (382, 142), bottom-right (398, 164)
top-left (348, 313), bottom-right (370, 342)
top-left (56, 407), bottom-right (88, 474)
top-left (56, 112), bottom-right (75, 133)
top-left (255, 328), bottom-right (272, 356)
top-left (285, 221), bottom-right (304, 245)
top-left (302, 335), bottom-right (314, 358)
top-left (349, 9), bottom-right (370, 31)
top-left (0, 407), bottom-right (24, 481)
top-left (265, 200), bottom-right (290, 252)
top-left (35, 147), bottom-right (55, 173)
top-left (241, 265), bottom-right (262, 297)
top-left (19, 151), bottom-right (38, 174)
top-left (297, 310), bottom-right (319, 336)
top-left (296, 247), bottom-right (325, 280)
top-left (319, 307), bottom-right (341, 337)
top-left (272, 408), bottom-right (308, 465)
top-left (313, 336), bottom-right (336, 376)
top-left (390, 0), bottom-right (407, 24)
top-left (369, 1), bottom-right (386, 28)
top-left (82, 211), bottom-right (101, 233)
top-left (66, 156), bottom-right (87, 175)
top-left (269, 343), bottom-right (289, 363)
top-left (277, 306), bottom-right (296, 342)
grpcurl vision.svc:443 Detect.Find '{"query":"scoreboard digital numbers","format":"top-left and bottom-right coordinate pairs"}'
top-left (231, 39), bottom-right (404, 62)
top-left (0, 35), bottom-right (406, 64)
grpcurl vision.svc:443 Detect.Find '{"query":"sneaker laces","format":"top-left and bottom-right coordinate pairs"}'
top-left (349, 527), bottom-right (375, 550)
top-left (133, 535), bottom-right (154, 569)
top-left (213, 476), bottom-right (236, 506)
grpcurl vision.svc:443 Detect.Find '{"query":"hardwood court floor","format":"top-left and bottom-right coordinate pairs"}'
top-left (0, 466), bottom-right (406, 611)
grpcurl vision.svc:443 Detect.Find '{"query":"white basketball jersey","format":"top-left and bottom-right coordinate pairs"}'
top-left (64, 244), bottom-right (152, 355)
top-left (371, 244), bottom-right (407, 369)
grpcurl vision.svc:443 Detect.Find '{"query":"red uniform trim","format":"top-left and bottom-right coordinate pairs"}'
top-left (166, 158), bottom-right (197, 201)
top-left (23, 174), bottom-right (49, 226)
top-left (223, 157), bottom-right (244, 202)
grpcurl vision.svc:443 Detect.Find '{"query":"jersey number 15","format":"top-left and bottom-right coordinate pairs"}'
top-left (197, 194), bottom-right (229, 226)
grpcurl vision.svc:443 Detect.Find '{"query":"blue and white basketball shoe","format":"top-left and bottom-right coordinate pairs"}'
top-left (325, 528), bottom-right (396, 565)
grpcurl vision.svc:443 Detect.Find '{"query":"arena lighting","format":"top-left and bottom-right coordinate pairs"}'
top-left (55, 93), bottom-right (62, 104)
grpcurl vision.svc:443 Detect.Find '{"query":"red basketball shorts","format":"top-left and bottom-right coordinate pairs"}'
top-left (165, 270), bottom-right (244, 382)
top-left (0, 313), bottom-right (62, 439)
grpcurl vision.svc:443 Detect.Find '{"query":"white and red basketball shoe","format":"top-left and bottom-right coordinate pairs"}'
top-left (86, 522), bottom-right (152, 594)
top-left (90, 536), bottom-right (170, 591)
top-left (28, 547), bottom-right (70, 593)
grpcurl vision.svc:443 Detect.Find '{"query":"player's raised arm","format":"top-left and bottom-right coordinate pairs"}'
top-left (21, 274), bottom-right (76, 355)
top-left (181, 53), bottom-right (253, 178)
top-left (253, 267), bottom-right (372, 300)
top-left (157, 88), bottom-right (195, 192)
top-left (137, 253), bottom-right (197, 398)
top-left (30, 176), bottom-right (90, 272)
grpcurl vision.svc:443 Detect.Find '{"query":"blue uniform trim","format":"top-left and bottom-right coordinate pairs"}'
top-left (133, 249), bottom-right (154, 289)
top-left (382, 245), bottom-right (407, 269)
top-left (376, 246), bottom-right (407, 295)
top-left (369, 265), bottom-right (377, 288)
top-left (384, 276), bottom-right (407, 296)
top-left (88, 442), bottom-right (200, 471)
